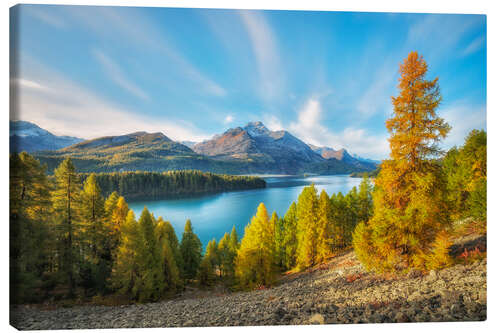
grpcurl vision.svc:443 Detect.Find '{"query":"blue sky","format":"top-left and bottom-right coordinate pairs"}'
top-left (10, 5), bottom-right (486, 159)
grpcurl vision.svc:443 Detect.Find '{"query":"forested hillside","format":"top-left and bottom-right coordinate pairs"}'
top-left (33, 127), bottom-right (375, 176)
top-left (34, 131), bottom-right (259, 174)
top-left (81, 170), bottom-right (266, 200)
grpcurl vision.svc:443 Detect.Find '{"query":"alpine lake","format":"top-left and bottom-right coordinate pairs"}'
top-left (129, 175), bottom-right (362, 247)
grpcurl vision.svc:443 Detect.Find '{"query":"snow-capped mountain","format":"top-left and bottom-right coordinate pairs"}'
top-left (308, 144), bottom-right (378, 170)
top-left (193, 121), bottom-right (324, 174)
top-left (10, 120), bottom-right (83, 153)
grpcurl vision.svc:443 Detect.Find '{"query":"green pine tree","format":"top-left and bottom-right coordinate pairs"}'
top-left (317, 190), bottom-right (333, 262)
top-left (155, 218), bottom-right (182, 293)
top-left (78, 173), bottom-right (107, 293)
top-left (52, 158), bottom-right (81, 296)
top-left (10, 152), bottom-right (52, 303)
top-left (282, 202), bottom-right (298, 270)
top-left (111, 210), bottom-right (141, 298)
top-left (180, 220), bottom-right (202, 281)
top-left (135, 207), bottom-right (164, 302)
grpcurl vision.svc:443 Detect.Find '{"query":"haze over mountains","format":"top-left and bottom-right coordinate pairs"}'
top-left (10, 121), bottom-right (83, 153)
top-left (10, 120), bottom-right (377, 175)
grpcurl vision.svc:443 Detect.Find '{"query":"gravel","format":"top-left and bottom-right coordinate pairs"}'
top-left (10, 249), bottom-right (486, 330)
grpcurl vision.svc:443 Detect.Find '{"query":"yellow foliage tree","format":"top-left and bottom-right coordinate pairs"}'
top-left (353, 51), bottom-right (451, 272)
top-left (296, 184), bottom-right (320, 269)
top-left (235, 203), bottom-right (276, 289)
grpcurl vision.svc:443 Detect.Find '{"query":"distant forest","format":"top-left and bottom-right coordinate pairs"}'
top-left (79, 170), bottom-right (266, 200)
top-left (350, 167), bottom-right (380, 178)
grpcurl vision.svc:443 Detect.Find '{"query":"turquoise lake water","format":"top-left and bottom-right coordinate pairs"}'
top-left (128, 175), bottom-right (362, 248)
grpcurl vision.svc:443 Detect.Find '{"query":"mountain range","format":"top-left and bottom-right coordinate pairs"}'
top-left (193, 121), bottom-right (325, 174)
top-left (10, 121), bottom-right (83, 153)
top-left (11, 120), bottom-right (377, 175)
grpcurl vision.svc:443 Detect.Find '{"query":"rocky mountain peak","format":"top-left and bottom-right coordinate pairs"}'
top-left (243, 121), bottom-right (271, 137)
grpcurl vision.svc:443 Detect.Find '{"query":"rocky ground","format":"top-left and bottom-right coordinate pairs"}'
top-left (10, 236), bottom-right (486, 330)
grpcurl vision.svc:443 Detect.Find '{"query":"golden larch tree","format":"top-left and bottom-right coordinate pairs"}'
top-left (235, 203), bottom-right (276, 289)
top-left (353, 51), bottom-right (451, 272)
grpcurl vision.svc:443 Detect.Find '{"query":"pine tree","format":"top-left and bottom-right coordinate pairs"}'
top-left (79, 174), bottom-right (105, 255)
top-left (357, 174), bottom-right (374, 223)
top-left (235, 203), bottom-right (276, 289)
top-left (443, 129), bottom-right (486, 222)
top-left (198, 239), bottom-right (218, 286)
top-left (274, 216), bottom-right (287, 271)
top-left (330, 192), bottom-right (347, 250)
top-left (344, 187), bottom-right (360, 246)
top-left (10, 152), bottom-right (52, 302)
top-left (317, 190), bottom-right (333, 262)
top-left (269, 212), bottom-right (281, 268)
top-left (111, 197), bottom-right (129, 233)
top-left (353, 52), bottom-right (451, 272)
top-left (135, 207), bottom-right (164, 302)
top-left (218, 232), bottom-right (236, 281)
top-left (180, 220), bottom-right (202, 280)
top-left (420, 230), bottom-right (453, 270)
top-left (78, 173), bottom-right (107, 293)
top-left (282, 202), bottom-right (298, 270)
top-left (198, 256), bottom-right (216, 287)
top-left (229, 225), bottom-right (240, 252)
top-left (111, 210), bottom-right (141, 298)
top-left (296, 185), bottom-right (320, 269)
top-left (155, 218), bottom-right (181, 293)
top-left (468, 178), bottom-right (486, 223)
top-left (104, 191), bottom-right (120, 218)
top-left (52, 158), bottom-right (82, 296)
top-left (161, 219), bottom-right (183, 279)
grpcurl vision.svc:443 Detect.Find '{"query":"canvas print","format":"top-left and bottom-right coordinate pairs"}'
top-left (9, 4), bottom-right (487, 330)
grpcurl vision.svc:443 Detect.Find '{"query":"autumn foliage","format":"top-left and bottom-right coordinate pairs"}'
top-left (353, 52), bottom-right (452, 273)
top-left (235, 203), bottom-right (277, 289)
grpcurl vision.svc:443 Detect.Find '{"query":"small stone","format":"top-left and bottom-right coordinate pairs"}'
top-left (309, 313), bottom-right (325, 325)
top-left (395, 312), bottom-right (409, 323)
top-left (427, 270), bottom-right (438, 281)
top-left (407, 269), bottom-right (423, 279)
top-left (274, 307), bottom-right (286, 319)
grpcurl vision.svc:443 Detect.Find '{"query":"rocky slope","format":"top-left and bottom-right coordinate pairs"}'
top-left (10, 238), bottom-right (486, 330)
top-left (193, 121), bottom-right (325, 174)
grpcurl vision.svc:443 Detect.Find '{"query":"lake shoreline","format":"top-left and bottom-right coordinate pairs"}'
top-left (128, 175), bottom-right (363, 247)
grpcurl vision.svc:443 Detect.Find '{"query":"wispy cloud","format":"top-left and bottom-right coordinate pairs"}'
top-left (356, 61), bottom-right (398, 117)
top-left (239, 10), bottom-right (283, 102)
top-left (11, 78), bottom-right (51, 92)
top-left (289, 98), bottom-right (389, 159)
top-left (10, 56), bottom-right (210, 142)
top-left (263, 114), bottom-right (284, 131)
top-left (92, 49), bottom-right (150, 101)
top-left (463, 35), bottom-right (486, 56)
top-left (406, 14), bottom-right (484, 62)
top-left (24, 5), bottom-right (67, 29)
top-left (62, 6), bottom-right (226, 97)
top-left (440, 101), bottom-right (486, 149)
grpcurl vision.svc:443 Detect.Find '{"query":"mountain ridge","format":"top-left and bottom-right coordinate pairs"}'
top-left (18, 120), bottom-right (377, 175)
top-left (10, 120), bottom-right (83, 153)
top-left (193, 121), bottom-right (324, 174)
